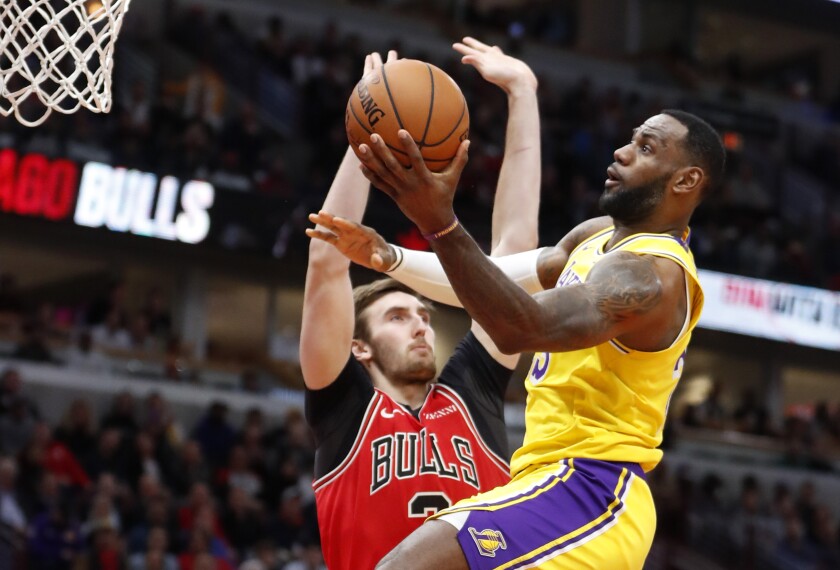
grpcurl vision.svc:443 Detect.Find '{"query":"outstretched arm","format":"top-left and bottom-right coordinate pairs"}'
top-left (453, 37), bottom-right (540, 367)
top-left (300, 52), bottom-right (395, 391)
top-left (306, 212), bottom-right (546, 307)
top-left (453, 37), bottom-right (541, 256)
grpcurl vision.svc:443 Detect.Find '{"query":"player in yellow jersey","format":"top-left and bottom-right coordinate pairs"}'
top-left (310, 109), bottom-right (725, 569)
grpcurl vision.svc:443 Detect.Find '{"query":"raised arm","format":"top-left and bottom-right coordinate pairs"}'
top-left (300, 52), bottom-right (395, 390)
top-left (453, 38), bottom-right (541, 256)
top-left (452, 38), bottom-right (540, 367)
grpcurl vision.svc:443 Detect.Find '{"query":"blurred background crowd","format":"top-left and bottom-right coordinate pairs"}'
top-left (1, 0), bottom-right (839, 569)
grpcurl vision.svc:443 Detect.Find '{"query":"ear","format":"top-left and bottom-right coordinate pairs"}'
top-left (672, 166), bottom-right (704, 197)
top-left (351, 339), bottom-right (372, 364)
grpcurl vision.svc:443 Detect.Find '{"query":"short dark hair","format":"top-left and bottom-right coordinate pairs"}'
top-left (352, 278), bottom-right (430, 343)
top-left (661, 109), bottom-right (726, 198)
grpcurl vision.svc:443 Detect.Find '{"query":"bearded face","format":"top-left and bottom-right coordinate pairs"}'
top-left (357, 292), bottom-right (437, 386)
top-left (368, 334), bottom-right (436, 386)
top-left (599, 171), bottom-right (670, 224)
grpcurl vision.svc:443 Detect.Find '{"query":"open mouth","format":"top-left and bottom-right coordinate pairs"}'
top-left (605, 166), bottom-right (621, 189)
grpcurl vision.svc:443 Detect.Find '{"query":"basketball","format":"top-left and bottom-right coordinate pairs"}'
top-left (345, 59), bottom-right (470, 172)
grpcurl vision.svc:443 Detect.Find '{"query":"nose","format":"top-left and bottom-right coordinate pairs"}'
top-left (412, 316), bottom-right (429, 338)
top-left (613, 142), bottom-right (632, 165)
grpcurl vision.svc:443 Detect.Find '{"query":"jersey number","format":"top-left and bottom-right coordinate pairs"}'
top-left (408, 492), bottom-right (452, 518)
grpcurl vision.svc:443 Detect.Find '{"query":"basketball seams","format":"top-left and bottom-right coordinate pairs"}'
top-left (346, 60), bottom-right (467, 170)
top-left (423, 98), bottom-right (467, 147)
top-left (381, 64), bottom-right (406, 131)
top-left (348, 100), bottom-right (421, 159)
top-left (417, 63), bottom-right (435, 148)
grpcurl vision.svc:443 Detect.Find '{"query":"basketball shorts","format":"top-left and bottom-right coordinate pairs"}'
top-left (430, 458), bottom-right (655, 569)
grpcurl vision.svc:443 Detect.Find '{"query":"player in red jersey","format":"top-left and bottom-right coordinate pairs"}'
top-left (300, 39), bottom-right (540, 570)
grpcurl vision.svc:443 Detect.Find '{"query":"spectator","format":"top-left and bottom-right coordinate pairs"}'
top-left (54, 399), bottom-right (99, 466)
top-left (28, 498), bottom-right (84, 570)
top-left (192, 402), bottom-right (237, 469)
top-left (171, 441), bottom-right (211, 496)
top-left (91, 309), bottom-right (132, 352)
top-left (85, 429), bottom-right (127, 481)
top-left (64, 331), bottom-right (112, 374)
top-left (100, 392), bottom-right (139, 436)
top-left (266, 488), bottom-right (305, 552)
top-left (182, 62), bottom-right (227, 130)
top-left (0, 396), bottom-right (38, 456)
top-left (177, 528), bottom-right (233, 570)
top-left (126, 496), bottom-right (176, 555)
top-left (281, 538), bottom-right (324, 570)
top-left (0, 457), bottom-right (26, 570)
top-left (127, 526), bottom-right (177, 570)
top-left (238, 540), bottom-right (282, 570)
top-left (216, 445), bottom-right (261, 499)
top-left (81, 493), bottom-right (121, 538)
top-left (220, 487), bottom-right (263, 558)
top-left (73, 526), bottom-right (125, 570)
top-left (12, 320), bottom-right (54, 363)
top-left (773, 515), bottom-right (820, 570)
top-left (127, 314), bottom-right (157, 353)
top-left (19, 422), bottom-right (91, 490)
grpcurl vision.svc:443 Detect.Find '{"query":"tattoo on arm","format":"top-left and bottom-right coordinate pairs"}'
top-left (587, 253), bottom-right (662, 325)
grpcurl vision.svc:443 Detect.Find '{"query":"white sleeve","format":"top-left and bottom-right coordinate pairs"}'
top-left (385, 246), bottom-right (547, 307)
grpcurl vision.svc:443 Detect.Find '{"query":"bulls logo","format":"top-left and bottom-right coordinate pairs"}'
top-left (468, 527), bottom-right (507, 558)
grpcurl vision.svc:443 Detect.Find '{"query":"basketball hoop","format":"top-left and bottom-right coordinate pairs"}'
top-left (0, 0), bottom-right (132, 127)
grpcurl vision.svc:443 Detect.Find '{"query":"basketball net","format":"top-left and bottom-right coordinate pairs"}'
top-left (0, 0), bottom-right (132, 127)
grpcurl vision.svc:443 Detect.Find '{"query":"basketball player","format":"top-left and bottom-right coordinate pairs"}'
top-left (300, 39), bottom-right (541, 570)
top-left (335, 109), bottom-right (725, 569)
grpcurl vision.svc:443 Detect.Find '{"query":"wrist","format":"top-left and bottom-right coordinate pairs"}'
top-left (384, 245), bottom-right (404, 272)
top-left (504, 77), bottom-right (538, 99)
top-left (422, 217), bottom-right (460, 241)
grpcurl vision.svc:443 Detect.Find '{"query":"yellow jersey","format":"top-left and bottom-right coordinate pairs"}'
top-left (510, 226), bottom-right (704, 476)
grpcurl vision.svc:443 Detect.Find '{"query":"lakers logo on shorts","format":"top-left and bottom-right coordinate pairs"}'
top-left (468, 527), bottom-right (507, 558)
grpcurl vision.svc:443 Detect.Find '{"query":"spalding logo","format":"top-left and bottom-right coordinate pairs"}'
top-left (356, 78), bottom-right (386, 127)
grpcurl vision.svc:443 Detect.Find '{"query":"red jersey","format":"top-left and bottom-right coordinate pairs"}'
top-left (306, 333), bottom-right (512, 570)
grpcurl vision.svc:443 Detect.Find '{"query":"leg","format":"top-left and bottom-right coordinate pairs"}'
top-left (377, 520), bottom-right (468, 570)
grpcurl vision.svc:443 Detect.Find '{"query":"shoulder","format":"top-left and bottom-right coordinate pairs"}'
top-left (537, 216), bottom-right (613, 288)
top-left (587, 250), bottom-right (688, 322)
top-left (437, 332), bottom-right (511, 392)
top-left (565, 216), bottom-right (614, 247)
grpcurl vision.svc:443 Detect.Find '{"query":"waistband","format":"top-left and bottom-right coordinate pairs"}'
top-left (565, 458), bottom-right (647, 482)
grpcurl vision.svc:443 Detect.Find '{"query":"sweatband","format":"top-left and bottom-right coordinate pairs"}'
top-left (386, 246), bottom-right (547, 307)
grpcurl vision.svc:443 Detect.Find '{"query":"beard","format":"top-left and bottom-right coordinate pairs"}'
top-left (371, 341), bottom-right (437, 386)
top-left (599, 172), bottom-right (669, 224)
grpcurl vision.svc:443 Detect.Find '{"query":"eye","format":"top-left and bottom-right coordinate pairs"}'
top-left (390, 315), bottom-right (403, 321)
top-left (640, 144), bottom-right (652, 153)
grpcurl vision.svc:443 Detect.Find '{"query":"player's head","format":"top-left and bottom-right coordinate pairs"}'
top-left (352, 278), bottom-right (436, 385)
top-left (601, 110), bottom-right (725, 224)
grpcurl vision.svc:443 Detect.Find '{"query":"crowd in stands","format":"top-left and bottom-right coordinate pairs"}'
top-left (648, 463), bottom-right (840, 570)
top-left (0, 3), bottom-right (838, 289)
top-left (2, 4), bottom-right (839, 566)
top-left (0, 367), bottom-right (322, 570)
top-left (0, 273), bottom-right (296, 390)
top-left (676, 383), bottom-right (840, 474)
top-left (4, 360), bottom-right (840, 570)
